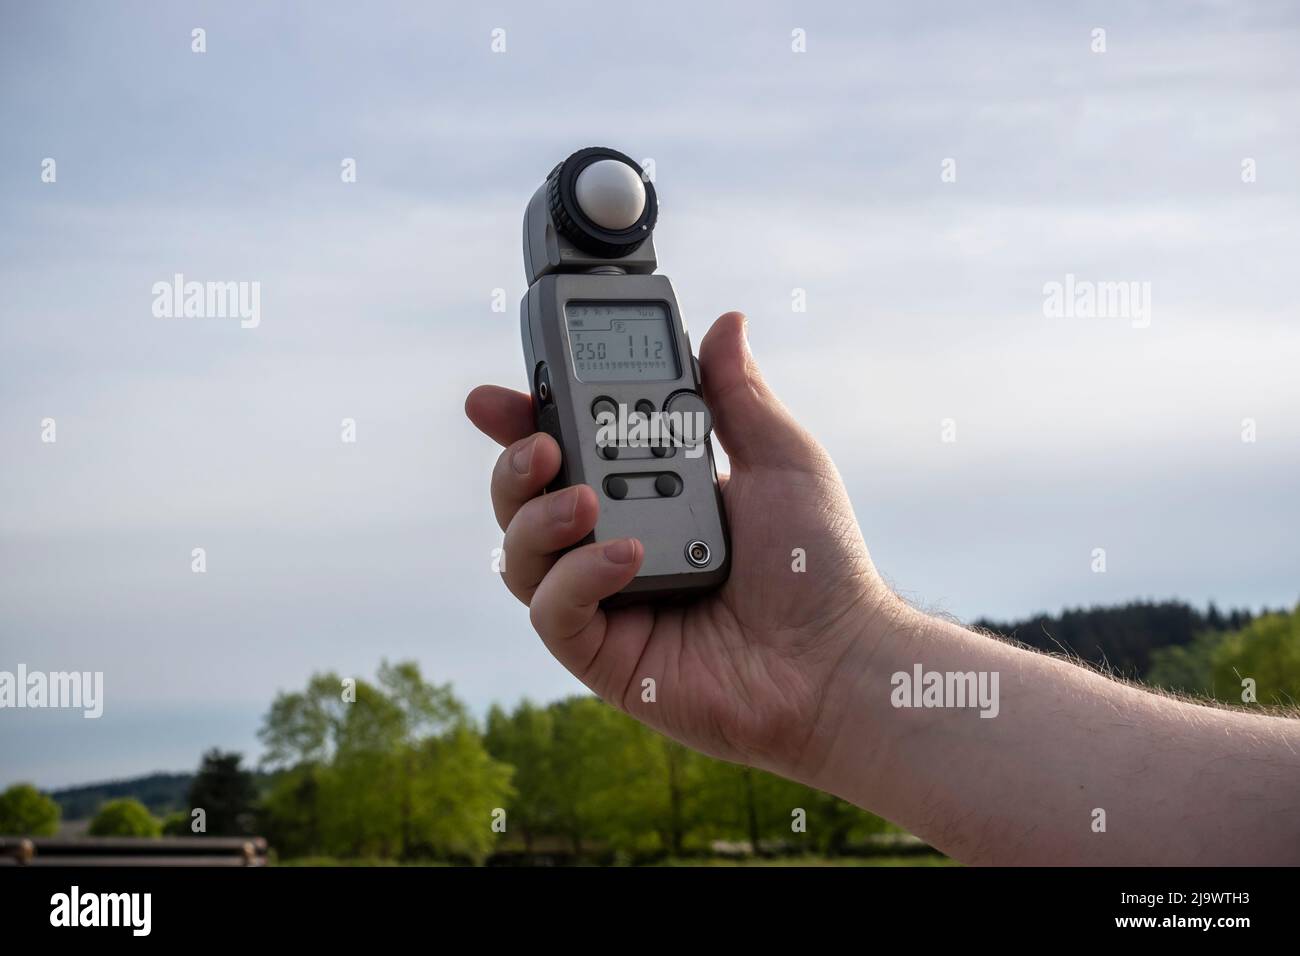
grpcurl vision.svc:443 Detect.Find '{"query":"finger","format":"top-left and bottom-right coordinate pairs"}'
top-left (490, 432), bottom-right (562, 531)
top-left (698, 311), bottom-right (818, 469)
top-left (466, 385), bottom-right (536, 447)
top-left (501, 484), bottom-right (599, 604)
top-left (529, 538), bottom-right (643, 672)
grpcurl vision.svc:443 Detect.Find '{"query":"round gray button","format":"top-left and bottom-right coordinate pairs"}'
top-left (662, 391), bottom-right (712, 446)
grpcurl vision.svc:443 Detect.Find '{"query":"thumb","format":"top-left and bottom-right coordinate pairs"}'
top-left (697, 311), bottom-right (816, 469)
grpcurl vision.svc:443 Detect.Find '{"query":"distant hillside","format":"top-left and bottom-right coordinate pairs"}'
top-left (49, 768), bottom-right (277, 820)
top-left (49, 772), bottom-right (193, 820)
top-left (973, 600), bottom-right (1268, 680)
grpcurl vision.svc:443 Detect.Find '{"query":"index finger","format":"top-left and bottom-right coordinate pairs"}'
top-left (465, 384), bottom-right (535, 447)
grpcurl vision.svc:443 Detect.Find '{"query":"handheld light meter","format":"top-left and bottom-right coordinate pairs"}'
top-left (521, 146), bottom-right (730, 604)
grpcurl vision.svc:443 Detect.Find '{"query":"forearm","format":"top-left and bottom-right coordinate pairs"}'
top-left (809, 600), bottom-right (1300, 865)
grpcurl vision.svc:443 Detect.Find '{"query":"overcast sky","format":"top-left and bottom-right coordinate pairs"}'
top-left (2, 1), bottom-right (1298, 788)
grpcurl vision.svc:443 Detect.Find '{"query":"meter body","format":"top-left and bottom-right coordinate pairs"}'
top-left (520, 147), bottom-right (730, 603)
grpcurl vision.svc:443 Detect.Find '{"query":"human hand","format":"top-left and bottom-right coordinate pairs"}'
top-left (465, 311), bottom-right (896, 784)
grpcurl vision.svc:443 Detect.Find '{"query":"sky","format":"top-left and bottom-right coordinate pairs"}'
top-left (1, 1), bottom-right (1298, 788)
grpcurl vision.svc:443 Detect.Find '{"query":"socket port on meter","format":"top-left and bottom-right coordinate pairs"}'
top-left (685, 540), bottom-right (711, 568)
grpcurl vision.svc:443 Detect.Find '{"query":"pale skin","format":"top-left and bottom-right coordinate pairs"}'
top-left (466, 311), bottom-right (1300, 866)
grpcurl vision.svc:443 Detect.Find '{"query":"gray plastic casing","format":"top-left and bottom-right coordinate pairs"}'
top-left (520, 179), bottom-right (730, 604)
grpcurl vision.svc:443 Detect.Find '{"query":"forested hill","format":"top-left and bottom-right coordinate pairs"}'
top-left (973, 600), bottom-right (1270, 680)
top-left (50, 772), bottom-right (193, 820)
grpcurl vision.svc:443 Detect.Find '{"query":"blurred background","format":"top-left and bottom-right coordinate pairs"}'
top-left (1, 1), bottom-right (1297, 864)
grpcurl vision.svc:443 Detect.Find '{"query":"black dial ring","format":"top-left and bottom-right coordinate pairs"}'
top-left (546, 146), bottom-right (658, 259)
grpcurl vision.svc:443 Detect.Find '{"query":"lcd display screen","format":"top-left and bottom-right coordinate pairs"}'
top-left (564, 302), bottom-right (681, 383)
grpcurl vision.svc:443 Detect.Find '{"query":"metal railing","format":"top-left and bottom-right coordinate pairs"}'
top-left (0, 836), bottom-right (268, 866)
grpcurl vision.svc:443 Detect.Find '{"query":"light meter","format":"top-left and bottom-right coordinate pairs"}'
top-left (520, 146), bottom-right (730, 603)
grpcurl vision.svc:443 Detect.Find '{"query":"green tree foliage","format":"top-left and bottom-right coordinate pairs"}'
top-left (258, 661), bottom-right (512, 862)
top-left (1148, 606), bottom-right (1300, 707)
top-left (485, 701), bottom-right (559, 851)
top-left (546, 696), bottom-right (658, 854)
top-left (0, 783), bottom-right (61, 836)
top-left (89, 798), bottom-right (161, 837)
top-left (1147, 631), bottom-right (1223, 695)
top-left (413, 724), bottom-right (513, 859)
top-left (187, 749), bottom-right (258, 835)
top-left (1210, 607), bottom-right (1300, 706)
top-left (483, 695), bottom-right (892, 861)
top-left (685, 758), bottom-right (888, 856)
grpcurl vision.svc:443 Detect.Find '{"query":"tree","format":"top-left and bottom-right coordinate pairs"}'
top-left (1148, 630), bottom-right (1224, 695)
top-left (376, 660), bottom-right (468, 857)
top-left (258, 661), bottom-right (512, 861)
top-left (89, 798), bottom-right (160, 837)
top-left (488, 694), bottom-right (894, 862)
top-left (258, 671), bottom-right (351, 768)
top-left (260, 765), bottom-right (323, 857)
top-left (187, 749), bottom-right (259, 835)
top-left (485, 700), bottom-right (560, 852)
top-left (411, 724), bottom-right (514, 863)
top-left (0, 783), bottom-right (60, 836)
top-left (546, 696), bottom-right (660, 856)
top-left (661, 739), bottom-right (693, 856)
top-left (1148, 606), bottom-right (1300, 705)
top-left (1211, 607), bottom-right (1300, 706)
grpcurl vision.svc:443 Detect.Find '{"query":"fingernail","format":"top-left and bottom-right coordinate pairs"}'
top-left (548, 487), bottom-right (578, 522)
top-left (604, 538), bottom-right (637, 564)
top-left (512, 437), bottom-right (535, 475)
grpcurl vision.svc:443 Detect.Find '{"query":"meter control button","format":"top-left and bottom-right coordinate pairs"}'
top-left (654, 473), bottom-right (682, 498)
top-left (662, 391), bottom-right (712, 445)
top-left (605, 476), bottom-right (629, 500)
